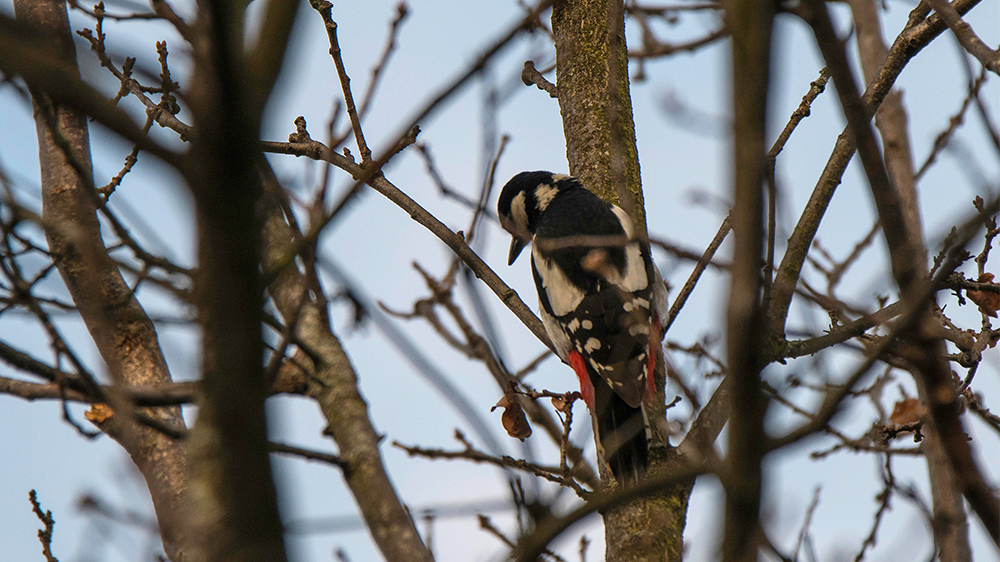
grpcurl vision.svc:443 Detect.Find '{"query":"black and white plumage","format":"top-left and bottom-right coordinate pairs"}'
top-left (497, 171), bottom-right (667, 485)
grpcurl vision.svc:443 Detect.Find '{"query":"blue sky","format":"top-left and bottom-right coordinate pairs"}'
top-left (1, 0), bottom-right (998, 561)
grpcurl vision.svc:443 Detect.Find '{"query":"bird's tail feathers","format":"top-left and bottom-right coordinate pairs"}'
top-left (592, 377), bottom-right (650, 486)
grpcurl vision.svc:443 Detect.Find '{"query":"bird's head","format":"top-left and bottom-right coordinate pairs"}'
top-left (496, 171), bottom-right (579, 265)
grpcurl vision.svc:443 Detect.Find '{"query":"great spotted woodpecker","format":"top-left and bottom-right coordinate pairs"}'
top-left (497, 171), bottom-right (667, 485)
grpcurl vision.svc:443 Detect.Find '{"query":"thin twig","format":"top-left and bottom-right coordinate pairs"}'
top-left (309, 0), bottom-right (373, 164)
top-left (394, 430), bottom-right (591, 498)
top-left (663, 213), bottom-right (730, 334)
top-left (29, 490), bottom-right (59, 562)
top-left (521, 60), bottom-right (557, 97)
top-left (357, 3), bottom-right (409, 120)
top-left (268, 441), bottom-right (346, 468)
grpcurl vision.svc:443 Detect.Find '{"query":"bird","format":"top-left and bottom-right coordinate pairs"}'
top-left (497, 171), bottom-right (667, 485)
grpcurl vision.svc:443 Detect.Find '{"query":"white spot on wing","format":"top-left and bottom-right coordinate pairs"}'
top-left (535, 184), bottom-right (558, 211)
top-left (629, 324), bottom-right (650, 337)
top-left (566, 318), bottom-right (581, 332)
top-left (532, 246), bottom-right (585, 316)
top-left (584, 338), bottom-right (601, 352)
top-left (581, 320), bottom-right (593, 330)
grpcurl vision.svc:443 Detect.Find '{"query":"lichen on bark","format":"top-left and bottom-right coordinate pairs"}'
top-left (550, 1), bottom-right (690, 559)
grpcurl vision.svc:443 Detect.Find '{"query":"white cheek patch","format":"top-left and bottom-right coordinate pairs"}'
top-left (532, 246), bottom-right (585, 316)
top-left (534, 184), bottom-right (558, 211)
top-left (511, 191), bottom-right (528, 233)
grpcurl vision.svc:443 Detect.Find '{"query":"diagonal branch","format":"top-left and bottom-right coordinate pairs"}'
top-left (259, 166), bottom-right (435, 562)
top-left (926, 0), bottom-right (1000, 75)
top-left (11, 0), bottom-right (188, 558)
top-left (768, 0), bottom-right (984, 334)
top-left (263, 137), bottom-right (553, 351)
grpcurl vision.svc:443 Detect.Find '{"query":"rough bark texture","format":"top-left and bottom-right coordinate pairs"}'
top-left (181, 2), bottom-right (288, 561)
top-left (552, 0), bottom-right (646, 234)
top-left (721, 0), bottom-right (773, 561)
top-left (551, 1), bottom-right (689, 559)
top-left (13, 1), bottom-right (189, 559)
top-left (260, 172), bottom-right (435, 562)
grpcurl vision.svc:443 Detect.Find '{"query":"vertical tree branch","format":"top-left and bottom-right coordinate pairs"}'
top-left (550, 1), bottom-right (688, 559)
top-left (721, 0), bottom-right (774, 561)
top-left (12, 1), bottom-right (189, 559)
top-left (181, 1), bottom-right (288, 560)
top-left (847, 1), bottom-right (972, 558)
top-left (848, 0), bottom-right (925, 257)
top-left (552, 0), bottom-right (646, 232)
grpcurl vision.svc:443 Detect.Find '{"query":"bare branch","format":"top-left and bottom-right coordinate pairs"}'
top-left (769, 0), bottom-right (985, 333)
top-left (663, 213), bottom-right (730, 334)
top-left (309, 0), bottom-right (373, 165)
top-left (29, 490), bottom-right (59, 562)
top-left (926, 0), bottom-right (1000, 74)
top-left (521, 60), bottom-right (558, 98)
top-left (394, 430), bottom-right (591, 498)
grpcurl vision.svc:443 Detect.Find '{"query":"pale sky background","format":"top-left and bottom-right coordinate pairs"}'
top-left (0, 1), bottom-right (998, 561)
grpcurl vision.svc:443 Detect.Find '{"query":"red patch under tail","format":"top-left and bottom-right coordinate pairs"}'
top-left (568, 350), bottom-right (595, 410)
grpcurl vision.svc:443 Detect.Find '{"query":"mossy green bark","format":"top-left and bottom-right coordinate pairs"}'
top-left (551, 1), bottom-right (689, 559)
top-left (551, 0), bottom-right (647, 236)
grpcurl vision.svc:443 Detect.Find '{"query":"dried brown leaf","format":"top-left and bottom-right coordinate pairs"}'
top-left (967, 273), bottom-right (999, 318)
top-left (84, 403), bottom-right (114, 424)
top-left (550, 391), bottom-right (580, 414)
top-left (889, 397), bottom-right (925, 426)
top-left (492, 384), bottom-right (531, 441)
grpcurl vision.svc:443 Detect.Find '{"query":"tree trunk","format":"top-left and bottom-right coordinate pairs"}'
top-left (551, 1), bottom-right (691, 559)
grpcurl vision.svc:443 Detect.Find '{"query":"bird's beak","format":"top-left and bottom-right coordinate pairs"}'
top-left (507, 237), bottom-right (527, 265)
